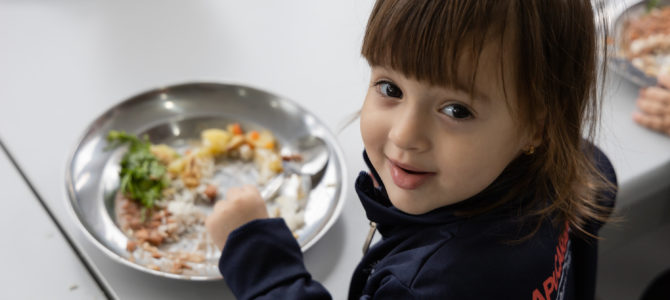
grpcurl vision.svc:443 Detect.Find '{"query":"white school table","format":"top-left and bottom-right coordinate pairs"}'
top-left (0, 1), bottom-right (668, 299)
top-left (0, 144), bottom-right (105, 299)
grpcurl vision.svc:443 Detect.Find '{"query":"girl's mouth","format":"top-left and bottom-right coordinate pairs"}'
top-left (387, 159), bottom-right (435, 190)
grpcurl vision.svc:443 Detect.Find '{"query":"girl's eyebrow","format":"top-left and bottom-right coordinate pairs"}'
top-left (452, 78), bottom-right (492, 104)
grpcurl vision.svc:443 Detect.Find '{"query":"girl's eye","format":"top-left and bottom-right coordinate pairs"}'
top-left (441, 103), bottom-right (472, 119)
top-left (376, 81), bottom-right (403, 98)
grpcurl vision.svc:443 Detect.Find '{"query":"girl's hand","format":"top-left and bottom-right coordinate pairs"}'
top-left (205, 185), bottom-right (269, 250)
top-left (633, 74), bottom-right (670, 136)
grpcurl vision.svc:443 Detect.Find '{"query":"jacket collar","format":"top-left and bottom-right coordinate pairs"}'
top-left (355, 151), bottom-right (522, 236)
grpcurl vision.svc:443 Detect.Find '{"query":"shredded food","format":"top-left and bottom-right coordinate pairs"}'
top-left (621, 6), bottom-right (670, 77)
top-left (111, 123), bottom-right (308, 275)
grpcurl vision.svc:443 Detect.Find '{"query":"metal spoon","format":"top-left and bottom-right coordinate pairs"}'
top-left (610, 57), bottom-right (658, 87)
top-left (260, 135), bottom-right (329, 200)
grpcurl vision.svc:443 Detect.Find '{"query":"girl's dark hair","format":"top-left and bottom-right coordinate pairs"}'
top-left (361, 0), bottom-right (614, 240)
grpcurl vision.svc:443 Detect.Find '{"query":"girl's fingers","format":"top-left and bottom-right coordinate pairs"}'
top-left (658, 74), bottom-right (670, 89)
top-left (640, 87), bottom-right (670, 105)
top-left (633, 111), bottom-right (670, 135)
top-left (244, 184), bottom-right (261, 195)
top-left (637, 96), bottom-right (670, 115)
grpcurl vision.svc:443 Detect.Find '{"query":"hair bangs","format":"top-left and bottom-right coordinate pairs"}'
top-left (361, 0), bottom-right (511, 94)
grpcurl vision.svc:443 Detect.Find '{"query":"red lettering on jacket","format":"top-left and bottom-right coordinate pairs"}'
top-left (531, 222), bottom-right (570, 299)
top-left (543, 275), bottom-right (557, 299)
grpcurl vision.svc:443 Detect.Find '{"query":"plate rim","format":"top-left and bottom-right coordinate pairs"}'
top-left (64, 80), bottom-right (348, 280)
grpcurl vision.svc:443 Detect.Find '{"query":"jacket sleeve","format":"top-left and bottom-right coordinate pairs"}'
top-left (219, 218), bottom-right (332, 300)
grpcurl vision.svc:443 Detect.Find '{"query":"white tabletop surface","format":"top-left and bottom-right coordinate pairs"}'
top-left (1, 0), bottom-right (669, 299)
top-left (0, 146), bottom-right (105, 299)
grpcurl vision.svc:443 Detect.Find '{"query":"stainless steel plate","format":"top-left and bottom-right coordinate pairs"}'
top-left (608, 0), bottom-right (669, 86)
top-left (65, 82), bottom-right (347, 280)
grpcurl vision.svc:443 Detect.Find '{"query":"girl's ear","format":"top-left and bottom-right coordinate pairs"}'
top-left (521, 124), bottom-right (543, 156)
top-left (529, 123), bottom-right (544, 148)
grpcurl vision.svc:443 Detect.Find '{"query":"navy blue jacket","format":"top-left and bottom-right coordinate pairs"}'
top-left (219, 149), bottom-right (616, 299)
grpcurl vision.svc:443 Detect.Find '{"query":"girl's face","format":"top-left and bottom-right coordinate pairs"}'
top-left (360, 49), bottom-right (533, 214)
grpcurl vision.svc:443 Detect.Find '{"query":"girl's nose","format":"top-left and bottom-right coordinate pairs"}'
top-left (388, 107), bottom-right (431, 152)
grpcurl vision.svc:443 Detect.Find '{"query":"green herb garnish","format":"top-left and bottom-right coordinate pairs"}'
top-left (106, 130), bottom-right (168, 208)
top-left (647, 0), bottom-right (660, 12)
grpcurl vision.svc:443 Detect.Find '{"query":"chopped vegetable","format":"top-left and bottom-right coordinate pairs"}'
top-left (230, 123), bottom-right (243, 135)
top-left (248, 130), bottom-right (260, 141)
top-left (246, 130), bottom-right (277, 150)
top-left (106, 130), bottom-right (169, 208)
top-left (647, 0), bottom-right (660, 12)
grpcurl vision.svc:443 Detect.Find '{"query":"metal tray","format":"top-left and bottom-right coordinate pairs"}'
top-left (65, 82), bottom-right (347, 280)
top-left (607, 0), bottom-right (669, 86)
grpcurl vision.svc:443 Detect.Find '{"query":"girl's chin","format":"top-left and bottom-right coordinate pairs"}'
top-left (387, 191), bottom-right (432, 215)
top-left (386, 185), bottom-right (469, 214)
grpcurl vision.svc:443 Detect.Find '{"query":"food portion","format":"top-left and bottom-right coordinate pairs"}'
top-left (106, 131), bottom-right (169, 209)
top-left (105, 123), bottom-right (308, 275)
top-left (620, 4), bottom-right (670, 77)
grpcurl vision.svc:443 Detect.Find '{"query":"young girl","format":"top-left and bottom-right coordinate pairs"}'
top-left (205, 0), bottom-right (617, 299)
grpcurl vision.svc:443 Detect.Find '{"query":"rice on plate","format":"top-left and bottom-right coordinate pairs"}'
top-left (107, 123), bottom-right (309, 275)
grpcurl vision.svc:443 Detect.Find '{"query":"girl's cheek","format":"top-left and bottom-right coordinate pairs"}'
top-left (359, 109), bottom-right (374, 149)
top-left (360, 99), bottom-right (386, 150)
top-left (360, 110), bottom-right (387, 181)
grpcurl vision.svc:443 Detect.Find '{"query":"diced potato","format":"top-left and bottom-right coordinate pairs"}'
top-left (194, 147), bottom-right (215, 158)
top-left (201, 128), bottom-right (232, 155)
top-left (151, 144), bottom-right (179, 165)
top-left (168, 157), bottom-right (186, 174)
top-left (254, 148), bottom-right (283, 183)
top-left (268, 156), bottom-right (282, 172)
